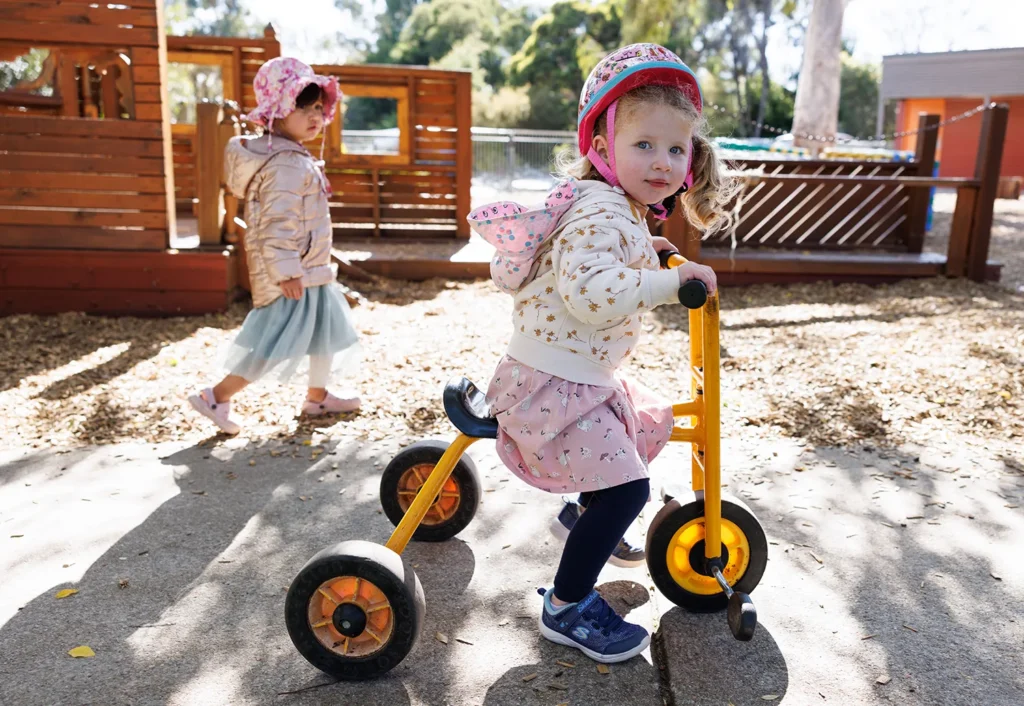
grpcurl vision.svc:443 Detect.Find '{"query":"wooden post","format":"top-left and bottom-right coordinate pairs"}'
top-left (455, 71), bottom-right (472, 238)
top-left (945, 186), bottom-right (977, 277)
top-left (220, 109), bottom-right (242, 243)
top-left (905, 113), bottom-right (939, 253)
top-left (154, 0), bottom-right (178, 245)
top-left (195, 101), bottom-right (225, 245)
top-left (80, 65), bottom-right (98, 118)
top-left (966, 105), bottom-right (1008, 282)
top-left (263, 24), bottom-right (281, 59)
top-left (680, 218), bottom-right (702, 263)
top-left (100, 64), bottom-right (120, 119)
top-left (58, 54), bottom-right (78, 116)
top-left (656, 207), bottom-right (702, 262)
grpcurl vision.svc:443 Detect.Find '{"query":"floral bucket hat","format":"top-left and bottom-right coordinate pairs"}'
top-left (467, 180), bottom-right (579, 293)
top-left (243, 57), bottom-right (340, 130)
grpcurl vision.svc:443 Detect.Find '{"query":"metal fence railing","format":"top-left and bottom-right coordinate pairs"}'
top-left (471, 127), bottom-right (575, 189)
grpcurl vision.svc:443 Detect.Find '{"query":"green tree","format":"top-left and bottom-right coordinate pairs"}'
top-left (389, 0), bottom-right (502, 65)
top-left (365, 0), bottom-right (426, 63)
top-left (507, 1), bottom-right (622, 129)
top-left (164, 0), bottom-right (259, 36)
top-left (837, 53), bottom-right (879, 139)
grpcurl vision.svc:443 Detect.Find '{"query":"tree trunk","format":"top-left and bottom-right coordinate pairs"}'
top-left (791, 0), bottom-right (847, 155)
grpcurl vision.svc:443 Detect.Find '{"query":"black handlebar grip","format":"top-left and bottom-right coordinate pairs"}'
top-left (658, 249), bottom-right (681, 269)
top-left (678, 279), bottom-right (708, 309)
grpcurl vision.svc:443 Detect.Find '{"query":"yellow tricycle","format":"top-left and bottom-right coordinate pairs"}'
top-left (284, 252), bottom-right (768, 680)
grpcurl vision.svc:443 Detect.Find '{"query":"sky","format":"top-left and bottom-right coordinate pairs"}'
top-left (240, 0), bottom-right (1024, 78)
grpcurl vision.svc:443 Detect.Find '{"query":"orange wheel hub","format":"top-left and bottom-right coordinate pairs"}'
top-left (396, 463), bottom-right (461, 525)
top-left (307, 576), bottom-right (393, 657)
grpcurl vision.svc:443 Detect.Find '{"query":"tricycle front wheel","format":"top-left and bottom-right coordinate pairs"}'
top-left (646, 492), bottom-right (768, 613)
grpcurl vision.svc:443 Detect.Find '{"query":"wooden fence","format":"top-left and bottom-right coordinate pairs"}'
top-left (194, 64), bottom-right (474, 246)
top-left (313, 64), bottom-right (473, 239)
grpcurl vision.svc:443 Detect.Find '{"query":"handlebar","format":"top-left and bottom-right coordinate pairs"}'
top-left (657, 249), bottom-right (709, 309)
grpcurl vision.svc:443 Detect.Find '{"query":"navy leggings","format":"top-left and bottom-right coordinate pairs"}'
top-left (552, 478), bottom-right (650, 603)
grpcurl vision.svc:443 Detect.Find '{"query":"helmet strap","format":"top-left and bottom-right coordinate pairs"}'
top-left (586, 101), bottom-right (619, 187)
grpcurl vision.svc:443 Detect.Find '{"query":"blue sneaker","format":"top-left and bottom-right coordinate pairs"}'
top-left (548, 500), bottom-right (646, 568)
top-left (537, 587), bottom-right (650, 663)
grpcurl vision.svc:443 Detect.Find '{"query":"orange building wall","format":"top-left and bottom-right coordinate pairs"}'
top-left (896, 97), bottom-right (1023, 178)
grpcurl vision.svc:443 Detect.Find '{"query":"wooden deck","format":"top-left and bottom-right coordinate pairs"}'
top-left (0, 246), bottom-right (238, 316)
top-left (331, 237), bottom-right (1003, 285)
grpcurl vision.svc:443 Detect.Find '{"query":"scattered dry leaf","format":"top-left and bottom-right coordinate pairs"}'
top-left (498, 618), bottom-right (509, 627)
top-left (555, 659), bottom-right (575, 668)
top-left (435, 632), bottom-right (448, 645)
top-left (876, 675), bottom-right (892, 685)
top-left (55, 588), bottom-right (78, 599)
top-left (68, 646), bottom-right (95, 658)
top-left (522, 673), bottom-right (538, 682)
top-left (762, 696), bottom-right (780, 701)
top-left (456, 637), bottom-right (473, 645)
top-left (597, 664), bottom-right (610, 674)
top-left (990, 572), bottom-right (1003, 581)
top-left (860, 634), bottom-right (877, 640)
top-left (902, 624), bottom-right (918, 633)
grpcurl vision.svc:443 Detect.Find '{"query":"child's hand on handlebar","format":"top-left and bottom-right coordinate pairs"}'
top-left (676, 261), bottom-right (717, 295)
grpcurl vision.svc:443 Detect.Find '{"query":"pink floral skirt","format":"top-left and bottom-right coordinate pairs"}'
top-left (485, 355), bottom-right (674, 494)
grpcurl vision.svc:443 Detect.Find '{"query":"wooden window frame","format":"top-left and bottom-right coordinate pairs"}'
top-left (327, 83), bottom-right (411, 167)
top-left (166, 50), bottom-right (237, 136)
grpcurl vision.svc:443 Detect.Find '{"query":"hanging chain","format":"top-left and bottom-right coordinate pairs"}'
top-left (706, 101), bottom-right (999, 145)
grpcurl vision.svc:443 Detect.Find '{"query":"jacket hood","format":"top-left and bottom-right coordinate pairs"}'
top-left (223, 134), bottom-right (309, 199)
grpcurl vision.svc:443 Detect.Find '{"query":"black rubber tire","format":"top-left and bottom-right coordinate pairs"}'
top-left (645, 491), bottom-right (768, 613)
top-left (379, 439), bottom-right (481, 541)
top-left (285, 540), bottom-right (425, 680)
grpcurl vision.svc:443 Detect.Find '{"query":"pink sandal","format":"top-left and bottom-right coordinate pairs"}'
top-left (302, 392), bottom-right (361, 416)
top-left (187, 388), bottom-right (241, 435)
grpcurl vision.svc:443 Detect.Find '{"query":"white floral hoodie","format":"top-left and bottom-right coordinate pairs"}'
top-left (468, 179), bottom-right (681, 385)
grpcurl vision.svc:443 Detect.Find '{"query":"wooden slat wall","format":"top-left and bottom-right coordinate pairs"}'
top-left (0, 0), bottom-right (159, 47)
top-left (708, 159), bottom-right (917, 251)
top-left (0, 0), bottom-right (175, 251)
top-left (313, 65), bottom-right (472, 239)
top-left (173, 135), bottom-right (196, 208)
top-left (0, 115), bottom-right (168, 249)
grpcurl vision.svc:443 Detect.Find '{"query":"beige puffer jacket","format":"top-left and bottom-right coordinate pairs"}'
top-left (224, 134), bottom-right (335, 308)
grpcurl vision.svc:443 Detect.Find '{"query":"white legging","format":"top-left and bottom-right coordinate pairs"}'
top-left (308, 355), bottom-right (333, 389)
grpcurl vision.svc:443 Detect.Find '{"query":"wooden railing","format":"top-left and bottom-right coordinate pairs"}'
top-left (661, 106), bottom-right (1009, 282)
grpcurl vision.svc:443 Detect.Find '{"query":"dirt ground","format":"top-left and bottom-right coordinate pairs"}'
top-left (1, 197), bottom-right (1021, 479)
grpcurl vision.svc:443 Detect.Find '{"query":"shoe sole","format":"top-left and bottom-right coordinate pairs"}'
top-left (188, 395), bottom-right (240, 435)
top-left (548, 516), bottom-right (646, 570)
top-left (538, 615), bottom-right (651, 664)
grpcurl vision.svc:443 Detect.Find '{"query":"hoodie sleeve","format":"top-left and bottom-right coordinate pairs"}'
top-left (551, 217), bottom-right (681, 325)
top-left (253, 159), bottom-right (305, 283)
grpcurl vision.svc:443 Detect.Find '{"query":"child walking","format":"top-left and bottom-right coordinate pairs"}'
top-left (468, 44), bottom-right (733, 663)
top-left (188, 57), bottom-right (360, 435)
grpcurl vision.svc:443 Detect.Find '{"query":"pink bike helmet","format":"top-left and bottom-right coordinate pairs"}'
top-left (578, 44), bottom-right (703, 218)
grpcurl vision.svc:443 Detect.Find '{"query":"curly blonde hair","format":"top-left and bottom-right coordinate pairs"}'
top-left (556, 84), bottom-right (736, 233)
